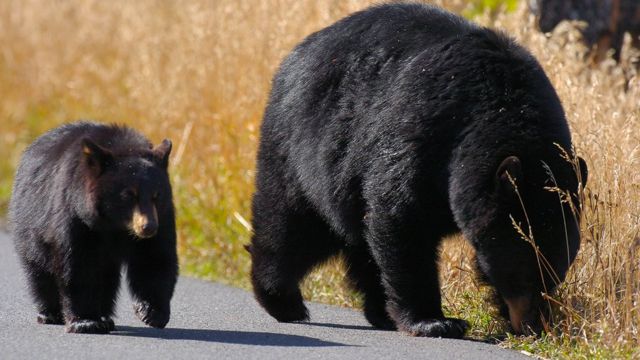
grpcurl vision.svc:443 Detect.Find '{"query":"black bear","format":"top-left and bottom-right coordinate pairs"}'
top-left (9, 121), bottom-right (178, 334)
top-left (249, 3), bottom-right (588, 338)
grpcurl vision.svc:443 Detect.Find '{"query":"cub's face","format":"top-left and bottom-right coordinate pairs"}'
top-left (81, 138), bottom-right (172, 239)
top-left (475, 153), bottom-right (587, 335)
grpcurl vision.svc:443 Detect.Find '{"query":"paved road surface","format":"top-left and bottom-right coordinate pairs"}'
top-left (0, 231), bottom-right (529, 359)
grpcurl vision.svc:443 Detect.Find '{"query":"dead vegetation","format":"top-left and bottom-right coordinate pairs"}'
top-left (0, 1), bottom-right (638, 357)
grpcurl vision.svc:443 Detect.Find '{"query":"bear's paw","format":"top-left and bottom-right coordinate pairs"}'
top-left (400, 317), bottom-right (468, 338)
top-left (65, 319), bottom-right (111, 334)
top-left (134, 301), bottom-right (169, 328)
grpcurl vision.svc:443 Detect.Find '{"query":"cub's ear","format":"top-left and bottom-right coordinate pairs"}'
top-left (495, 156), bottom-right (523, 196)
top-left (577, 156), bottom-right (588, 186)
top-left (81, 138), bottom-right (112, 175)
top-left (152, 139), bottom-right (172, 168)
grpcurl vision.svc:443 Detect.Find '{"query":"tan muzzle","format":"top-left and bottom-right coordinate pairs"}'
top-left (131, 205), bottom-right (158, 239)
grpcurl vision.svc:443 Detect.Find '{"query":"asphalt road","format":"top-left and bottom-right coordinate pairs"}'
top-left (0, 231), bottom-right (529, 359)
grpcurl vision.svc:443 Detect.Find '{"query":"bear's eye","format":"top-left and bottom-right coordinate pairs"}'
top-left (122, 188), bottom-right (137, 200)
top-left (152, 191), bottom-right (160, 201)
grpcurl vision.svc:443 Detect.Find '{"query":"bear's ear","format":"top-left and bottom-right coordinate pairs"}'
top-left (152, 139), bottom-right (172, 168)
top-left (82, 138), bottom-right (112, 175)
top-left (577, 156), bottom-right (588, 186)
top-left (495, 156), bottom-right (523, 196)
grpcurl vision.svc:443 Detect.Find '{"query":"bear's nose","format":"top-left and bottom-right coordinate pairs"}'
top-left (140, 222), bottom-right (158, 238)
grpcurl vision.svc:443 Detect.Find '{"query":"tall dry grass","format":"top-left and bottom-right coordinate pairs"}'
top-left (0, 1), bottom-right (638, 357)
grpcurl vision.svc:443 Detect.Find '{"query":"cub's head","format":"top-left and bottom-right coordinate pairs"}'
top-left (80, 138), bottom-right (173, 239)
top-left (470, 150), bottom-right (587, 335)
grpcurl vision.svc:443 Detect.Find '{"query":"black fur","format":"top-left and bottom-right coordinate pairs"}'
top-left (9, 121), bottom-right (178, 334)
top-left (249, 3), bottom-right (587, 338)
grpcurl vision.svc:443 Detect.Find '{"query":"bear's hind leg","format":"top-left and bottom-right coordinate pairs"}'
top-left (250, 194), bottom-right (340, 323)
top-left (344, 245), bottom-right (395, 330)
top-left (24, 261), bottom-right (64, 325)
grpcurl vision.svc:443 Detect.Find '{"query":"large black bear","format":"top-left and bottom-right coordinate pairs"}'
top-left (249, 3), bottom-right (588, 338)
top-left (9, 121), bottom-right (178, 334)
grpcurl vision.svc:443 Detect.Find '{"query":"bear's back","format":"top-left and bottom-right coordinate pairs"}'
top-left (292, 3), bottom-right (476, 65)
top-left (256, 3), bottom-right (572, 240)
top-left (264, 2), bottom-right (541, 137)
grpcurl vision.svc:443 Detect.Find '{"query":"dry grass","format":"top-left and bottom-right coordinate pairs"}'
top-left (0, 1), bottom-right (638, 358)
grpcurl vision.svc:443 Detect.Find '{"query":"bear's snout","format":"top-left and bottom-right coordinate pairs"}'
top-left (131, 205), bottom-right (158, 239)
top-left (504, 296), bottom-right (544, 335)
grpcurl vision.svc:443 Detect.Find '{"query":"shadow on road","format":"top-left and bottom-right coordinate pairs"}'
top-left (304, 321), bottom-right (391, 332)
top-left (113, 326), bottom-right (350, 347)
top-left (303, 322), bottom-right (504, 344)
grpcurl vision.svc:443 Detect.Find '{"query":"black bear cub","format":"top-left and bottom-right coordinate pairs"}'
top-left (249, 3), bottom-right (588, 338)
top-left (9, 121), bottom-right (178, 334)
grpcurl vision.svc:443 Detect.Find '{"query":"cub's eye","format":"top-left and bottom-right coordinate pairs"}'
top-left (121, 188), bottom-right (137, 200)
top-left (152, 191), bottom-right (160, 201)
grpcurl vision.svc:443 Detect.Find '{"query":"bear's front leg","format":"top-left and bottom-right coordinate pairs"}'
top-left (59, 253), bottom-right (117, 334)
top-left (126, 232), bottom-right (178, 329)
top-left (364, 202), bottom-right (468, 338)
top-left (344, 245), bottom-right (395, 330)
top-left (95, 260), bottom-right (122, 332)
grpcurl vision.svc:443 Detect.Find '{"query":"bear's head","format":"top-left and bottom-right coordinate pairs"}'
top-left (472, 150), bottom-right (587, 335)
top-left (80, 138), bottom-right (173, 239)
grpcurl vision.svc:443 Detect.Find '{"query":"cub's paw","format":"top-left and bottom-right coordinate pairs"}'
top-left (100, 317), bottom-right (116, 332)
top-left (37, 312), bottom-right (64, 325)
top-left (65, 319), bottom-right (111, 334)
top-left (134, 301), bottom-right (170, 328)
top-left (400, 317), bottom-right (468, 338)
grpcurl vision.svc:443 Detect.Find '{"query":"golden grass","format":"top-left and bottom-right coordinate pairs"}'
top-left (0, 1), bottom-right (638, 357)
